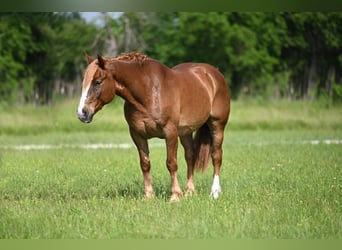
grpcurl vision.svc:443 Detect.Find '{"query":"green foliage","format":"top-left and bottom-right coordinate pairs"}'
top-left (224, 13), bottom-right (286, 97)
top-left (282, 12), bottom-right (342, 100)
top-left (332, 83), bottom-right (342, 103)
top-left (0, 12), bottom-right (342, 104)
top-left (0, 14), bottom-right (33, 103)
top-left (137, 12), bottom-right (342, 101)
top-left (0, 13), bottom-right (103, 105)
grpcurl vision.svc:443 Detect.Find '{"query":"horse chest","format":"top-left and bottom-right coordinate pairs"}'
top-left (124, 104), bottom-right (164, 139)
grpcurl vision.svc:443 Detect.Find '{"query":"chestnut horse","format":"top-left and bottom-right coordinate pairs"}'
top-left (77, 52), bottom-right (230, 202)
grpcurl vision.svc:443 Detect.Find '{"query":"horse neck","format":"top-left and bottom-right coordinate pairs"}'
top-left (110, 60), bottom-right (166, 107)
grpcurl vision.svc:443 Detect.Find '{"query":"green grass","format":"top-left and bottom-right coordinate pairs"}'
top-left (0, 99), bottom-right (341, 238)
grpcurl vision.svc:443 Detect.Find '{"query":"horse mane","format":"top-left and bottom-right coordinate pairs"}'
top-left (114, 52), bottom-right (150, 63)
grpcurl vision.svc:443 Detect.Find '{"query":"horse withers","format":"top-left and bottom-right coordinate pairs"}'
top-left (77, 53), bottom-right (230, 202)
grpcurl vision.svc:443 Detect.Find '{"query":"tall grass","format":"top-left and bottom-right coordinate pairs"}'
top-left (1, 98), bottom-right (341, 135)
top-left (0, 98), bottom-right (126, 135)
top-left (229, 99), bottom-right (342, 130)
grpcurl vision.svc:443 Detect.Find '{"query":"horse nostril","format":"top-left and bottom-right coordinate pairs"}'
top-left (77, 108), bottom-right (88, 120)
top-left (82, 108), bottom-right (87, 117)
top-left (77, 107), bottom-right (93, 123)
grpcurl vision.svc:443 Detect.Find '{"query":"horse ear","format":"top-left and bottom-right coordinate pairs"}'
top-left (97, 54), bottom-right (106, 70)
top-left (86, 54), bottom-right (94, 64)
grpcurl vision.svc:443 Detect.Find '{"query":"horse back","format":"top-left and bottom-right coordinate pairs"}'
top-left (171, 63), bottom-right (229, 106)
top-left (172, 62), bottom-right (228, 94)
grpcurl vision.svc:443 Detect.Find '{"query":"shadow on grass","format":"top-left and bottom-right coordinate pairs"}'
top-left (2, 174), bottom-right (211, 202)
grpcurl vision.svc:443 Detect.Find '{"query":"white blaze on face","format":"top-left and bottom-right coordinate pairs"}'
top-left (77, 84), bottom-right (90, 116)
top-left (77, 65), bottom-right (97, 116)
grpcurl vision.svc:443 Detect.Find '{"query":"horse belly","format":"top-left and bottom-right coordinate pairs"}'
top-left (178, 99), bottom-right (211, 136)
top-left (176, 65), bottom-right (215, 133)
top-left (177, 124), bottom-right (200, 136)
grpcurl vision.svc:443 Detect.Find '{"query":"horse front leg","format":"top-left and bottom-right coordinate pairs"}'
top-left (165, 129), bottom-right (183, 202)
top-left (180, 134), bottom-right (195, 195)
top-left (129, 128), bottom-right (154, 199)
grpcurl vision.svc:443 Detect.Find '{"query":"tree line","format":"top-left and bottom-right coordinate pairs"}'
top-left (0, 12), bottom-right (341, 105)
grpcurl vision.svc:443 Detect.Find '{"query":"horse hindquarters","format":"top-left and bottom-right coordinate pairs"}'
top-left (193, 75), bottom-right (229, 198)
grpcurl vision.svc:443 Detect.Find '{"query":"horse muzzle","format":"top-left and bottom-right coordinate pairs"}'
top-left (77, 108), bottom-right (94, 123)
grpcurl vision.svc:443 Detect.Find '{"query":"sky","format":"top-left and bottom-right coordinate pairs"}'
top-left (79, 12), bottom-right (122, 26)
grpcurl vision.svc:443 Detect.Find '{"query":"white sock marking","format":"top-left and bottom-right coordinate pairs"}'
top-left (210, 175), bottom-right (221, 199)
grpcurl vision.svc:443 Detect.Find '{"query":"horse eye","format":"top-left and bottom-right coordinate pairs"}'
top-left (94, 80), bottom-right (102, 86)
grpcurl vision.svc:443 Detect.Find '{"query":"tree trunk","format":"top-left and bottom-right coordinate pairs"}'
top-left (305, 52), bottom-right (318, 100)
top-left (102, 12), bottom-right (118, 56)
top-left (326, 66), bottom-right (335, 97)
top-left (123, 14), bottom-right (132, 53)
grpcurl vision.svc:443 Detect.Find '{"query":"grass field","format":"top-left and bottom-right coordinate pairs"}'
top-left (0, 99), bottom-right (341, 238)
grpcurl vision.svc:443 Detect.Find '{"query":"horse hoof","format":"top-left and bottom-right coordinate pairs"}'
top-left (210, 188), bottom-right (221, 199)
top-left (185, 189), bottom-right (195, 197)
top-left (143, 192), bottom-right (155, 200)
top-left (169, 193), bottom-right (182, 203)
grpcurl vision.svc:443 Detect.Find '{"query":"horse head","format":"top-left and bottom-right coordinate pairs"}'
top-left (77, 54), bottom-right (116, 123)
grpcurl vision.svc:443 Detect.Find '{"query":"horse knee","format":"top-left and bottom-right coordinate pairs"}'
top-left (166, 158), bottom-right (178, 172)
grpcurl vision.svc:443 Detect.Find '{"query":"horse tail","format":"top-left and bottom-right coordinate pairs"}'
top-left (193, 123), bottom-right (212, 172)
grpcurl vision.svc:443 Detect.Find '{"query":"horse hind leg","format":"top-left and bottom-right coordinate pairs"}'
top-left (208, 120), bottom-right (226, 199)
